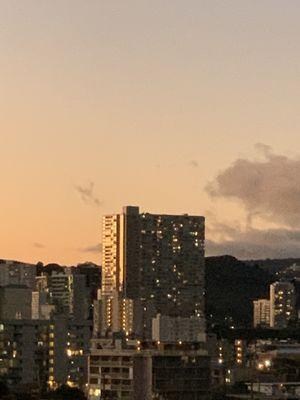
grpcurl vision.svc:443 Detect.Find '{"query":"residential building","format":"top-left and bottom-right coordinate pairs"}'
top-left (101, 206), bottom-right (205, 338)
top-left (270, 281), bottom-right (296, 328)
top-left (133, 343), bottom-right (210, 400)
top-left (48, 270), bottom-right (74, 315)
top-left (0, 317), bottom-right (92, 392)
top-left (48, 316), bottom-right (92, 389)
top-left (0, 285), bottom-right (32, 319)
top-left (88, 337), bottom-right (136, 400)
top-left (253, 299), bottom-right (270, 328)
top-left (94, 290), bottom-right (134, 337)
top-left (88, 337), bottom-right (210, 400)
top-left (0, 260), bottom-right (36, 289)
top-left (0, 320), bottom-right (49, 390)
top-left (152, 313), bottom-right (206, 342)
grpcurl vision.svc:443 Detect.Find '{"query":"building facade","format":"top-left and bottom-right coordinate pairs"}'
top-left (88, 337), bottom-right (210, 400)
top-left (0, 260), bottom-right (36, 289)
top-left (152, 313), bottom-right (206, 343)
top-left (0, 286), bottom-right (32, 320)
top-left (0, 317), bottom-right (92, 392)
top-left (253, 299), bottom-right (270, 328)
top-left (101, 206), bottom-right (205, 338)
top-left (270, 281), bottom-right (296, 328)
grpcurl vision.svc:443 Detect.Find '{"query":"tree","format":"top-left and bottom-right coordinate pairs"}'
top-left (0, 381), bottom-right (9, 397)
top-left (45, 385), bottom-right (87, 400)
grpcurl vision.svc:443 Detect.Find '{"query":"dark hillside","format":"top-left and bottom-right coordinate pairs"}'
top-left (205, 255), bottom-right (275, 328)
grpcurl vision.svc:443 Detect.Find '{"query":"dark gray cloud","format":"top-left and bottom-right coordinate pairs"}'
top-left (205, 145), bottom-right (300, 259)
top-left (33, 242), bottom-right (45, 249)
top-left (79, 244), bottom-right (102, 254)
top-left (206, 145), bottom-right (300, 228)
top-left (206, 227), bottom-right (300, 259)
top-left (74, 182), bottom-right (102, 207)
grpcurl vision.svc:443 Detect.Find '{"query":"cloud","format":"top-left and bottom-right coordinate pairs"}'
top-left (205, 145), bottom-right (300, 259)
top-left (206, 226), bottom-right (300, 259)
top-left (189, 160), bottom-right (199, 168)
top-left (33, 242), bottom-right (45, 249)
top-left (206, 145), bottom-right (300, 228)
top-left (74, 182), bottom-right (103, 207)
top-left (79, 244), bottom-right (102, 254)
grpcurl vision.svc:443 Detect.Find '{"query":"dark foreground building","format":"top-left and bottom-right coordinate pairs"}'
top-left (88, 337), bottom-right (210, 400)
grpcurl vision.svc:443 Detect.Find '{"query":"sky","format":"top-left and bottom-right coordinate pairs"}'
top-left (1, 0), bottom-right (300, 265)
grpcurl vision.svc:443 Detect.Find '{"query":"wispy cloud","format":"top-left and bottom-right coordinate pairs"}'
top-left (33, 242), bottom-right (45, 249)
top-left (79, 243), bottom-right (102, 254)
top-left (74, 182), bottom-right (103, 207)
top-left (189, 160), bottom-right (199, 168)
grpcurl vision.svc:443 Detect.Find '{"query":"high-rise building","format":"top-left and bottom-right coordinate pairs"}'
top-left (101, 206), bottom-right (205, 338)
top-left (253, 299), bottom-right (270, 328)
top-left (270, 281), bottom-right (296, 328)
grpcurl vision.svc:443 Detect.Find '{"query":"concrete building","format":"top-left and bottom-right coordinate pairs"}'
top-left (152, 313), bottom-right (206, 343)
top-left (101, 206), bottom-right (205, 338)
top-left (47, 269), bottom-right (89, 319)
top-left (94, 290), bottom-right (134, 337)
top-left (270, 281), bottom-right (296, 328)
top-left (88, 337), bottom-right (210, 400)
top-left (31, 289), bottom-right (55, 320)
top-left (48, 270), bottom-right (74, 315)
top-left (133, 343), bottom-right (210, 400)
top-left (75, 263), bottom-right (101, 300)
top-left (0, 317), bottom-right (92, 392)
top-left (0, 285), bottom-right (32, 319)
top-left (48, 316), bottom-right (92, 389)
top-left (0, 320), bottom-right (49, 390)
top-left (253, 299), bottom-right (270, 328)
top-left (0, 259), bottom-right (36, 289)
top-left (88, 337), bottom-right (136, 400)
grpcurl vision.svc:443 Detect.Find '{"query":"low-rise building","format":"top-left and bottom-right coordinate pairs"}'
top-left (152, 313), bottom-right (206, 343)
top-left (88, 336), bottom-right (210, 400)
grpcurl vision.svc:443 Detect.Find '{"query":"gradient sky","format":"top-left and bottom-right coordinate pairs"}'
top-left (1, 1), bottom-right (300, 265)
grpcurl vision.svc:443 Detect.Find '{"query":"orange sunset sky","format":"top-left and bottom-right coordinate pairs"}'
top-left (1, 1), bottom-right (300, 265)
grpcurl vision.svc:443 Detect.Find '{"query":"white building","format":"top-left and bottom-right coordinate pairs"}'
top-left (253, 299), bottom-right (270, 328)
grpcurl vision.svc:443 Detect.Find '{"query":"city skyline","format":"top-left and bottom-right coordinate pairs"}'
top-left (1, 1), bottom-right (300, 264)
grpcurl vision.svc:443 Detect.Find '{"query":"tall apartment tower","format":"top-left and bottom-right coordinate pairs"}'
top-left (270, 281), bottom-right (296, 328)
top-left (101, 206), bottom-right (205, 338)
